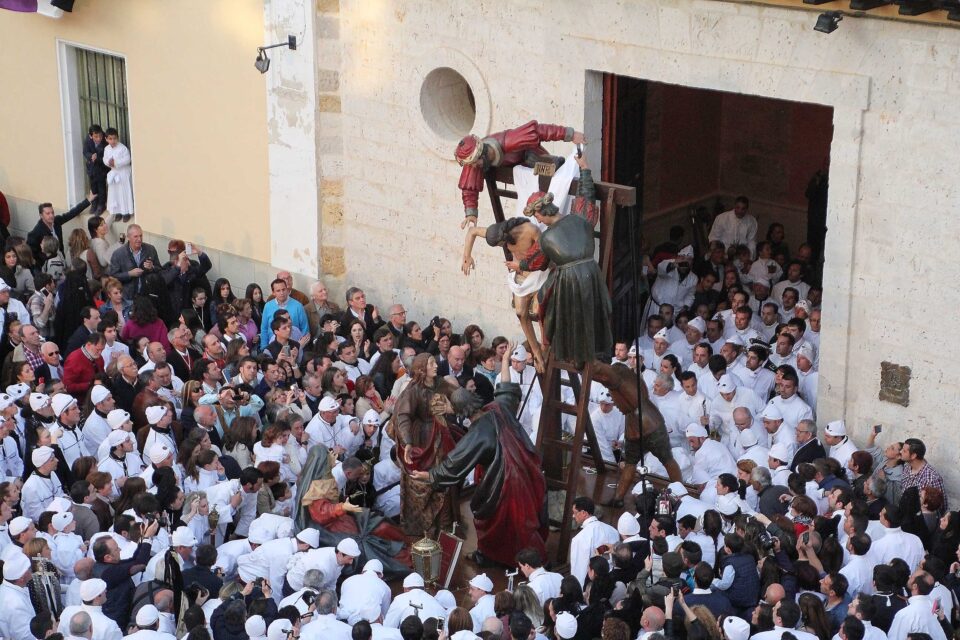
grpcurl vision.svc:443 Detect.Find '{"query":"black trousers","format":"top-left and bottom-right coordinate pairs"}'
top-left (90, 174), bottom-right (108, 213)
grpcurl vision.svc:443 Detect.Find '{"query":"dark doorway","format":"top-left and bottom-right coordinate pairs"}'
top-left (602, 73), bottom-right (834, 340)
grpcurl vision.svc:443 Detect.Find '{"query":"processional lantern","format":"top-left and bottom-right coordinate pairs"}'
top-left (411, 532), bottom-right (443, 585)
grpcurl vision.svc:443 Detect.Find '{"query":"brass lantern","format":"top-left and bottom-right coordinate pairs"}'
top-left (410, 532), bottom-right (442, 585)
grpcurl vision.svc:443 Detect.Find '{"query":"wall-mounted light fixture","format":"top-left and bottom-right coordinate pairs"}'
top-left (255, 35), bottom-right (297, 74)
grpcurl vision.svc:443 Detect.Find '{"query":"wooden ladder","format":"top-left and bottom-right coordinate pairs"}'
top-left (534, 354), bottom-right (607, 563)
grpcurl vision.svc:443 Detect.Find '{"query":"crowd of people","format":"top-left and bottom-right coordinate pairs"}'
top-left (0, 186), bottom-right (952, 640)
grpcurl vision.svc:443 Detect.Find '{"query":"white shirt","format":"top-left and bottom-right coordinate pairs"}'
top-left (651, 260), bottom-right (698, 310)
top-left (373, 458), bottom-right (401, 518)
top-left (766, 423), bottom-right (797, 461)
top-left (56, 423), bottom-right (90, 468)
top-left (340, 569), bottom-right (392, 623)
top-left (305, 414), bottom-right (362, 454)
top-left (301, 613), bottom-right (353, 640)
top-left (22, 470), bottom-right (65, 522)
top-left (82, 412), bottom-right (112, 457)
top-left (590, 407), bottom-right (624, 464)
top-left (676, 390), bottom-right (708, 426)
top-left (124, 630), bottom-right (176, 640)
top-left (211, 537), bottom-right (251, 581)
top-left (288, 547), bottom-right (345, 591)
top-left (887, 595), bottom-right (947, 640)
top-left (237, 536), bottom-right (298, 603)
top-left (383, 589), bottom-right (446, 628)
top-left (738, 366), bottom-right (775, 402)
top-left (469, 593), bottom-right (496, 632)
top-left (694, 439), bottom-right (738, 479)
top-left (827, 437), bottom-right (857, 470)
top-left (650, 390), bottom-right (688, 450)
top-left (569, 516), bottom-right (619, 586)
top-left (708, 386), bottom-right (764, 448)
top-left (798, 369), bottom-right (819, 410)
top-left (58, 604), bottom-right (123, 640)
top-left (527, 566), bottom-right (563, 606)
top-left (750, 626), bottom-right (819, 640)
top-left (0, 581), bottom-right (35, 640)
top-left (839, 553), bottom-right (874, 596)
top-left (709, 210), bottom-right (758, 256)
top-left (738, 444), bottom-right (771, 470)
top-left (334, 358), bottom-right (371, 383)
top-left (871, 526), bottom-right (925, 571)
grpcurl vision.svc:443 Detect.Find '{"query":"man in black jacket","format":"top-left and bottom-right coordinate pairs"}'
top-left (83, 125), bottom-right (109, 214)
top-left (108, 224), bottom-right (163, 299)
top-left (92, 517), bottom-right (159, 629)
top-left (181, 543), bottom-right (224, 594)
top-left (27, 192), bottom-right (96, 265)
top-left (791, 419), bottom-right (827, 471)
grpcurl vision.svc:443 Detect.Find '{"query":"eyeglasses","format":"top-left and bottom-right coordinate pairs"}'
top-left (49, 350), bottom-right (60, 355)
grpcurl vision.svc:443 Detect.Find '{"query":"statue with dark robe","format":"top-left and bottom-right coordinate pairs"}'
top-left (411, 345), bottom-right (547, 567)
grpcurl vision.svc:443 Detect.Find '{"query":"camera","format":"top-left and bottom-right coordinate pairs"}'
top-left (758, 531), bottom-right (776, 553)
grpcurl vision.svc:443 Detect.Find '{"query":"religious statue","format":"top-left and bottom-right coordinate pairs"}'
top-left (387, 353), bottom-right (459, 536)
top-left (455, 120), bottom-right (586, 227)
top-left (411, 343), bottom-right (547, 568)
top-left (591, 361), bottom-right (684, 507)
top-left (462, 217), bottom-right (548, 371)
top-left (295, 446), bottom-right (411, 579)
top-left (524, 154), bottom-right (612, 367)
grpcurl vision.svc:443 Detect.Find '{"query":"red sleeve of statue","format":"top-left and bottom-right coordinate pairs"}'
top-left (458, 165), bottom-right (484, 211)
top-left (308, 498), bottom-right (346, 526)
top-left (501, 120), bottom-right (570, 153)
top-left (519, 240), bottom-right (548, 272)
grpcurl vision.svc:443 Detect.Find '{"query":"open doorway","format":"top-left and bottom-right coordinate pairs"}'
top-left (602, 73), bottom-right (833, 410)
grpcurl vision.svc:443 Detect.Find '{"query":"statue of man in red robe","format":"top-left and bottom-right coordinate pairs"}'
top-left (454, 120), bottom-right (586, 228)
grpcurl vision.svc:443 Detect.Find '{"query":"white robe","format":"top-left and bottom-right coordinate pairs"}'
top-left (287, 547), bottom-right (344, 591)
top-left (589, 407), bottom-right (624, 464)
top-left (56, 424), bottom-right (90, 469)
top-left (58, 604), bottom-right (123, 640)
top-left (82, 412), bottom-right (112, 458)
top-left (300, 614), bottom-right (353, 640)
top-left (469, 593), bottom-right (497, 633)
top-left (569, 516), bottom-right (619, 587)
top-left (527, 567), bottom-right (563, 606)
top-left (383, 589), bottom-right (446, 628)
top-left (0, 581), bottom-right (35, 640)
top-left (373, 458), bottom-right (401, 518)
top-left (871, 527), bottom-right (925, 571)
top-left (237, 536), bottom-right (297, 603)
top-left (708, 386), bottom-right (764, 448)
top-left (339, 569), bottom-right (392, 623)
top-left (827, 437), bottom-right (857, 470)
top-left (694, 439), bottom-right (738, 480)
top-left (737, 366), bottom-right (775, 402)
top-left (22, 470), bottom-right (65, 522)
top-left (887, 595), bottom-right (947, 640)
top-left (103, 142), bottom-right (134, 215)
top-left (650, 390), bottom-right (688, 451)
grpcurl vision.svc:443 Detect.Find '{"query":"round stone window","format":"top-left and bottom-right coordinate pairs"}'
top-left (419, 67), bottom-right (477, 141)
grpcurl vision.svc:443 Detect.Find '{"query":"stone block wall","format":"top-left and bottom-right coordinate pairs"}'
top-left (321, 0), bottom-right (960, 496)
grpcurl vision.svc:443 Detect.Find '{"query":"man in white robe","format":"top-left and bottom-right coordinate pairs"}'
top-left (339, 559), bottom-right (392, 625)
top-left (686, 423), bottom-right (737, 480)
top-left (887, 572), bottom-right (947, 640)
top-left (568, 497), bottom-right (619, 587)
top-left (708, 375), bottom-right (763, 449)
top-left (467, 573), bottom-right (496, 632)
top-left (495, 345), bottom-right (542, 437)
top-left (382, 573), bottom-right (446, 628)
top-left (708, 198), bottom-right (757, 257)
top-left (823, 420), bottom-right (858, 471)
top-left (768, 373), bottom-right (813, 431)
top-left (589, 390), bottom-right (624, 464)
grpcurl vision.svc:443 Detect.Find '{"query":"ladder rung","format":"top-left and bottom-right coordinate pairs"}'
top-left (541, 438), bottom-right (572, 448)
top-left (551, 361), bottom-right (582, 373)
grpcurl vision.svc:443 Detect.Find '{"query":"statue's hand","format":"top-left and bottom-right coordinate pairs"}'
top-left (462, 256), bottom-right (475, 276)
top-left (461, 216), bottom-right (477, 230)
top-left (409, 470), bottom-right (430, 483)
top-left (572, 131), bottom-right (587, 145)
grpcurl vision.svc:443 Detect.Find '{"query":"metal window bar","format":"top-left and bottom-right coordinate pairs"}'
top-left (75, 48), bottom-right (129, 147)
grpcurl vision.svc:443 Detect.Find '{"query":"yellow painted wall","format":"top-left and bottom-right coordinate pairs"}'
top-left (0, 0), bottom-right (270, 262)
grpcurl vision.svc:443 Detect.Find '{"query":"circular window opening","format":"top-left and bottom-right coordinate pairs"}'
top-left (420, 67), bottom-right (476, 142)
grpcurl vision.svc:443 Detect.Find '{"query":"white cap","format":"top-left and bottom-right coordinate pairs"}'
top-left (717, 375), bottom-right (736, 393)
top-left (451, 633), bottom-right (480, 640)
top-left (295, 528), bottom-right (320, 549)
top-left (148, 443), bottom-right (172, 465)
top-left (245, 616), bottom-right (267, 638)
top-left (267, 619), bottom-right (294, 640)
top-left (617, 512), bottom-right (640, 536)
top-left (716, 493), bottom-right (740, 516)
top-left (171, 526), bottom-right (198, 547)
top-left (596, 390), bottom-right (613, 405)
top-left (555, 612), bottom-right (578, 639)
top-left (653, 328), bottom-right (670, 343)
top-left (5, 383), bottom-right (28, 400)
top-left (724, 334), bottom-right (745, 347)
top-left (107, 409), bottom-right (131, 429)
top-left (687, 317), bottom-right (706, 334)
top-left (752, 278), bottom-right (771, 290)
top-left (247, 522), bottom-right (271, 545)
top-left (678, 245), bottom-right (694, 258)
top-left (469, 573), bottom-right (493, 592)
top-left (145, 405), bottom-right (167, 425)
top-left (318, 396), bottom-right (340, 412)
top-left (627, 345), bottom-right (637, 357)
top-left (435, 589), bottom-right (456, 611)
top-left (107, 430), bottom-right (129, 448)
top-left (685, 422), bottom-right (708, 438)
top-left (51, 393), bottom-right (77, 417)
top-left (760, 404), bottom-right (783, 421)
top-left (2, 552), bottom-right (30, 580)
top-left (336, 537), bottom-right (361, 557)
top-left (667, 481), bottom-right (688, 498)
top-left (723, 616), bottom-right (751, 640)
top-left (0, 394), bottom-right (13, 411)
top-left (90, 385), bottom-right (111, 405)
top-left (80, 578), bottom-right (108, 602)
top-left (136, 604), bottom-right (160, 627)
top-left (825, 420), bottom-right (846, 437)
top-left (739, 430), bottom-right (759, 448)
top-left (363, 558), bottom-right (384, 574)
top-left (795, 299), bottom-right (811, 313)
top-left (9, 516), bottom-right (31, 536)
top-left (796, 342), bottom-right (815, 362)
top-left (28, 392), bottom-right (50, 412)
top-left (769, 443), bottom-right (791, 464)
top-left (511, 344), bottom-right (528, 362)
top-left (403, 572), bottom-right (425, 589)
top-left (349, 599), bottom-right (383, 625)
top-left (361, 409), bottom-right (380, 426)
top-left (31, 446), bottom-right (55, 468)
top-left (48, 497), bottom-right (71, 513)
top-left (52, 511), bottom-right (74, 532)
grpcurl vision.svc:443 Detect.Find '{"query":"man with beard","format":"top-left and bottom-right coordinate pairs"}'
top-left (649, 246), bottom-right (698, 321)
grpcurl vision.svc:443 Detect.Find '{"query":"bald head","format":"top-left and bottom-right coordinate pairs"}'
top-left (641, 606), bottom-right (664, 631)
top-left (147, 342), bottom-right (166, 364)
top-left (74, 557), bottom-right (95, 580)
top-left (764, 583), bottom-right (785, 605)
top-left (194, 404), bottom-right (216, 426)
top-left (448, 345), bottom-right (465, 371)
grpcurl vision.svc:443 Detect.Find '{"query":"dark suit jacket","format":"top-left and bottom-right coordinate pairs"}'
top-left (437, 360), bottom-right (474, 386)
top-left (64, 325), bottom-right (92, 358)
top-left (83, 137), bottom-right (109, 179)
top-left (790, 438), bottom-right (827, 471)
top-left (677, 590), bottom-right (734, 618)
top-left (111, 374), bottom-right (139, 413)
top-left (27, 198), bottom-right (90, 265)
top-left (181, 566), bottom-right (224, 594)
top-left (336, 305), bottom-right (384, 342)
top-left (108, 242), bottom-right (163, 300)
top-left (168, 347), bottom-right (202, 382)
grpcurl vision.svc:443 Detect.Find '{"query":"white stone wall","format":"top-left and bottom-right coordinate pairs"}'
top-left (326, 0), bottom-right (960, 493)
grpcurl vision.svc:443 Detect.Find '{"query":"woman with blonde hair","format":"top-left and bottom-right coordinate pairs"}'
top-left (513, 584), bottom-right (544, 628)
